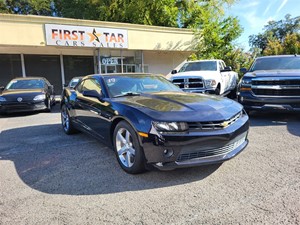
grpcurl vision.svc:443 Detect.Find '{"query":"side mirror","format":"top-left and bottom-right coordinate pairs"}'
top-left (240, 68), bottom-right (247, 74)
top-left (83, 90), bottom-right (103, 100)
top-left (221, 66), bottom-right (232, 72)
top-left (0, 86), bottom-right (4, 91)
top-left (171, 70), bottom-right (177, 74)
top-left (63, 84), bottom-right (68, 88)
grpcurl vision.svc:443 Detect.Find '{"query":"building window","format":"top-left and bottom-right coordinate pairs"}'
top-left (24, 55), bottom-right (62, 94)
top-left (0, 54), bottom-right (22, 86)
top-left (63, 55), bottom-right (94, 83)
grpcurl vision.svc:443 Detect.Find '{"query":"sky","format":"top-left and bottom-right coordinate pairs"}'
top-left (226, 0), bottom-right (300, 50)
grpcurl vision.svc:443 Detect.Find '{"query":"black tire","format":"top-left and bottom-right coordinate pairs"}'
top-left (45, 97), bottom-right (51, 112)
top-left (113, 121), bottom-right (146, 174)
top-left (215, 85), bottom-right (221, 95)
top-left (228, 87), bottom-right (237, 99)
top-left (61, 104), bottom-right (78, 134)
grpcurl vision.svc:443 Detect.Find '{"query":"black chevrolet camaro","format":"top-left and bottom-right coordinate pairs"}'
top-left (0, 77), bottom-right (55, 114)
top-left (61, 73), bottom-right (249, 174)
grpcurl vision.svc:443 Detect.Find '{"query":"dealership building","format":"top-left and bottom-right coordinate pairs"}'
top-left (0, 14), bottom-right (194, 93)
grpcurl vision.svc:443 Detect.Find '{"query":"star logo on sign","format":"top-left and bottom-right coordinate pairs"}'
top-left (87, 28), bottom-right (101, 43)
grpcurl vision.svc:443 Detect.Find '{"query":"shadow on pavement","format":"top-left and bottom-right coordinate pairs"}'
top-left (0, 103), bottom-right (60, 118)
top-left (248, 111), bottom-right (300, 137)
top-left (0, 123), bottom-right (221, 195)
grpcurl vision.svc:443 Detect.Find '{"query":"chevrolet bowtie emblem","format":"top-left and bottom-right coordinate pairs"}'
top-left (220, 121), bottom-right (229, 128)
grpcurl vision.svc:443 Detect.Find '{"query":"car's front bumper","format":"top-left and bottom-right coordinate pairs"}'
top-left (238, 91), bottom-right (300, 111)
top-left (141, 113), bottom-right (249, 170)
top-left (182, 87), bottom-right (216, 94)
top-left (0, 101), bottom-right (47, 113)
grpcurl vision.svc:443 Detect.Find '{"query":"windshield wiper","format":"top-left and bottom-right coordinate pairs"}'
top-left (113, 92), bottom-right (140, 98)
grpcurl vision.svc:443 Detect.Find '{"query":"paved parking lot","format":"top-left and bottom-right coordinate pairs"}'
top-left (0, 105), bottom-right (300, 224)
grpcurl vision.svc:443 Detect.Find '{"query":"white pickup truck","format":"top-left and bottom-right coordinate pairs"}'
top-left (167, 59), bottom-right (238, 96)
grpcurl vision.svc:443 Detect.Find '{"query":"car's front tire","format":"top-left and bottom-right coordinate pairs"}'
top-left (61, 104), bottom-right (78, 134)
top-left (215, 85), bottom-right (221, 95)
top-left (113, 121), bottom-right (146, 174)
top-left (45, 97), bottom-right (51, 112)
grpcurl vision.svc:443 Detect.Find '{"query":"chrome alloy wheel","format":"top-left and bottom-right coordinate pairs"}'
top-left (61, 105), bottom-right (70, 132)
top-left (115, 128), bottom-right (136, 168)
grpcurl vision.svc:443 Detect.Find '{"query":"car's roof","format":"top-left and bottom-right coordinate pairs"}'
top-left (70, 76), bottom-right (83, 80)
top-left (256, 55), bottom-right (299, 59)
top-left (84, 73), bottom-right (163, 78)
top-left (186, 59), bottom-right (221, 63)
top-left (10, 76), bottom-right (46, 81)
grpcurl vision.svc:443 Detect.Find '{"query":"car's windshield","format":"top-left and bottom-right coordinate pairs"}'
top-left (6, 79), bottom-right (45, 90)
top-left (179, 61), bottom-right (217, 72)
top-left (249, 57), bottom-right (300, 72)
top-left (104, 74), bottom-right (182, 97)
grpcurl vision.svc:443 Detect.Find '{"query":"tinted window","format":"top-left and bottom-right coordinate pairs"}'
top-left (104, 74), bottom-right (182, 97)
top-left (24, 55), bottom-right (61, 93)
top-left (179, 61), bottom-right (217, 72)
top-left (76, 80), bottom-right (84, 93)
top-left (0, 54), bottom-right (22, 86)
top-left (69, 77), bottom-right (82, 88)
top-left (250, 57), bottom-right (300, 71)
top-left (82, 79), bottom-right (101, 93)
top-left (6, 79), bottom-right (45, 90)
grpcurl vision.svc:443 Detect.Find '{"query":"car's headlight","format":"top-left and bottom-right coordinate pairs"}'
top-left (241, 79), bottom-right (252, 85)
top-left (0, 96), bottom-right (6, 102)
top-left (204, 79), bottom-right (217, 87)
top-left (33, 94), bottom-right (46, 101)
top-left (152, 121), bottom-right (188, 132)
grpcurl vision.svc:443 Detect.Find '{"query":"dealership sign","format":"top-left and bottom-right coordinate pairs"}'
top-left (45, 24), bottom-right (128, 48)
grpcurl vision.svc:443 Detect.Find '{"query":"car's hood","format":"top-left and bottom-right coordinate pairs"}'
top-left (245, 70), bottom-right (300, 78)
top-left (167, 71), bottom-right (217, 80)
top-left (113, 92), bottom-right (242, 121)
top-left (1, 89), bottom-right (45, 100)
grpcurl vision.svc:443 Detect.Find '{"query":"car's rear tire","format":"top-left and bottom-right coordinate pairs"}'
top-left (113, 121), bottom-right (146, 174)
top-left (61, 104), bottom-right (78, 134)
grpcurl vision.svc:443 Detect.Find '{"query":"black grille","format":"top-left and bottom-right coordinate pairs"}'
top-left (252, 89), bottom-right (300, 96)
top-left (188, 111), bottom-right (242, 131)
top-left (177, 135), bottom-right (246, 162)
top-left (172, 78), bottom-right (204, 89)
top-left (252, 80), bottom-right (300, 86)
top-left (5, 96), bottom-right (35, 102)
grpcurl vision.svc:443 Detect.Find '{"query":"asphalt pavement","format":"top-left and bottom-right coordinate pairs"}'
top-left (0, 106), bottom-right (300, 224)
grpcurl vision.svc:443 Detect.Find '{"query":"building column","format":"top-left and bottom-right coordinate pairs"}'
top-left (20, 54), bottom-right (26, 77)
top-left (121, 49), bottom-right (124, 73)
top-left (93, 50), bottom-right (97, 74)
top-left (141, 50), bottom-right (144, 73)
top-left (97, 48), bottom-right (101, 74)
top-left (60, 54), bottom-right (65, 87)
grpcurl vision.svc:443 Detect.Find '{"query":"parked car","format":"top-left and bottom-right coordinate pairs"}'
top-left (167, 59), bottom-right (238, 97)
top-left (238, 55), bottom-right (300, 112)
top-left (61, 73), bottom-right (249, 174)
top-left (65, 76), bottom-right (83, 89)
top-left (0, 77), bottom-right (55, 114)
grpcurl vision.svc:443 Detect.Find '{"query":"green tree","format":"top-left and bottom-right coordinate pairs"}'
top-left (249, 14), bottom-right (300, 55)
top-left (1, 0), bottom-right (244, 72)
top-left (2, 0), bottom-right (54, 15)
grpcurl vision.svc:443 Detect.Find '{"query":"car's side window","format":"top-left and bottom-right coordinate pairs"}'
top-left (219, 62), bottom-right (224, 71)
top-left (82, 79), bottom-right (101, 93)
top-left (76, 81), bottom-right (84, 93)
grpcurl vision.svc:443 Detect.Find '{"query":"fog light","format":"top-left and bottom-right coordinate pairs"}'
top-left (163, 149), bottom-right (174, 158)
